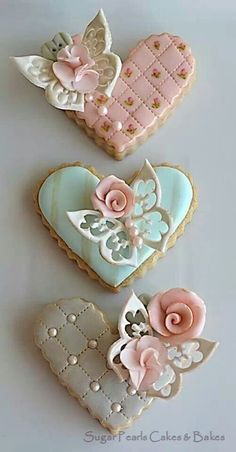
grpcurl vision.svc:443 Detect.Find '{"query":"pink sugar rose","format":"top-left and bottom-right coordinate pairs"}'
top-left (91, 176), bottom-right (135, 219)
top-left (120, 336), bottom-right (167, 390)
top-left (53, 44), bottom-right (99, 93)
top-left (148, 288), bottom-right (206, 345)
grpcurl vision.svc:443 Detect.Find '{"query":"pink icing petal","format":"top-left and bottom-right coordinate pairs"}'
top-left (74, 64), bottom-right (89, 81)
top-left (124, 339), bottom-right (139, 350)
top-left (105, 190), bottom-right (127, 212)
top-left (139, 366), bottom-right (162, 390)
top-left (70, 44), bottom-right (94, 67)
top-left (57, 46), bottom-right (71, 61)
top-left (136, 335), bottom-right (163, 353)
top-left (90, 193), bottom-right (124, 218)
top-left (129, 368), bottom-right (146, 389)
top-left (120, 349), bottom-right (140, 370)
top-left (73, 69), bottom-right (99, 93)
top-left (52, 62), bottom-right (74, 90)
top-left (110, 182), bottom-right (135, 216)
top-left (57, 44), bottom-right (95, 69)
top-left (72, 34), bottom-right (82, 45)
top-left (95, 176), bottom-right (122, 201)
top-left (140, 348), bottom-right (160, 368)
top-left (165, 302), bottom-right (193, 334)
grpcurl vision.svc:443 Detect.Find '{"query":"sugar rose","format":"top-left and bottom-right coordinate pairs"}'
top-left (91, 175), bottom-right (135, 219)
top-left (53, 44), bottom-right (99, 93)
top-left (120, 336), bottom-right (167, 390)
top-left (148, 288), bottom-right (206, 345)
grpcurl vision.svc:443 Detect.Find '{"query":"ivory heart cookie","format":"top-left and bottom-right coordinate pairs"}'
top-left (13, 10), bottom-right (195, 159)
top-left (34, 160), bottom-right (197, 291)
top-left (35, 291), bottom-right (217, 434)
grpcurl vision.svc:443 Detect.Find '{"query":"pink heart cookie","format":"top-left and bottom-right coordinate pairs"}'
top-left (68, 33), bottom-right (195, 159)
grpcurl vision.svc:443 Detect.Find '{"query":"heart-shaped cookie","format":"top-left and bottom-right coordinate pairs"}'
top-left (35, 297), bottom-right (153, 434)
top-left (34, 292), bottom-right (217, 434)
top-left (34, 160), bottom-right (197, 291)
top-left (13, 10), bottom-right (195, 159)
top-left (68, 32), bottom-right (195, 159)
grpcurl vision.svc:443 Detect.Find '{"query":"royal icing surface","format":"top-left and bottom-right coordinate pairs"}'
top-left (35, 293), bottom-right (217, 433)
top-left (77, 33), bottom-right (195, 154)
top-left (38, 163), bottom-right (194, 288)
top-left (34, 297), bottom-right (153, 434)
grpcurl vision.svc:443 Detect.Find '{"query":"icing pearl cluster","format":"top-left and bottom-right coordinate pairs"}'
top-left (125, 218), bottom-right (143, 249)
top-left (85, 94), bottom-right (122, 132)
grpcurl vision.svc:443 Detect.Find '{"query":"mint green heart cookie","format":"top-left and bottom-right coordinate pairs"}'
top-left (35, 161), bottom-right (197, 291)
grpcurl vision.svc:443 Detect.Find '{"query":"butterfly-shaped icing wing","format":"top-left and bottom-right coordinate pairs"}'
top-left (107, 292), bottom-right (153, 382)
top-left (107, 290), bottom-right (218, 398)
top-left (82, 9), bottom-right (122, 96)
top-left (45, 80), bottom-right (85, 111)
top-left (118, 291), bottom-right (153, 340)
top-left (11, 56), bottom-right (54, 89)
top-left (130, 160), bottom-right (173, 252)
top-left (12, 55), bottom-right (85, 111)
top-left (147, 339), bottom-right (218, 398)
top-left (67, 210), bottom-right (138, 267)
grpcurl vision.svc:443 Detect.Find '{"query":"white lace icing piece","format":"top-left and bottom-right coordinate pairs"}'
top-left (45, 80), bottom-right (84, 111)
top-left (82, 9), bottom-right (122, 97)
top-left (67, 210), bottom-right (138, 267)
top-left (118, 291), bottom-right (153, 340)
top-left (11, 56), bottom-right (54, 88)
top-left (67, 160), bottom-right (173, 267)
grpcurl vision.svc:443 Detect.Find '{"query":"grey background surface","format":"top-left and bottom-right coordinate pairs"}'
top-left (0, 0), bottom-right (235, 451)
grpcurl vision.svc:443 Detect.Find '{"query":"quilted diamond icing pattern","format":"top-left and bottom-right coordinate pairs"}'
top-left (77, 33), bottom-right (195, 155)
top-left (35, 298), bottom-right (153, 434)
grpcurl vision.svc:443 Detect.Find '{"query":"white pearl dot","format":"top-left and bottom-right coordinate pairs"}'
top-left (85, 93), bottom-right (94, 102)
top-left (129, 226), bottom-right (139, 237)
top-left (125, 218), bottom-right (134, 229)
top-left (113, 120), bottom-right (122, 131)
top-left (98, 106), bottom-right (108, 116)
top-left (133, 236), bottom-right (143, 249)
top-left (90, 381), bottom-right (100, 392)
top-left (68, 355), bottom-right (78, 365)
top-left (127, 386), bottom-right (137, 396)
top-left (67, 313), bottom-right (76, 323)
top-left (111, 402), bottom-right (122, 413)
top-left (88, 339), bottom-right (97, 349)
top-left (48, 327), bottom-right (57, 337)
